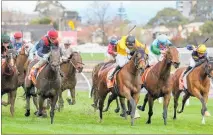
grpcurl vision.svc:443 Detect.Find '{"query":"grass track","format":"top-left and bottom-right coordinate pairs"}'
top-left (2, 88), bottom-right (213, 134)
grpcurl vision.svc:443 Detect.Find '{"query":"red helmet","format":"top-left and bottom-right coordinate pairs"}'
top-left (14, 32), bottom-right (22, 39)
top-left (47, 30), bottom-right (58, 39)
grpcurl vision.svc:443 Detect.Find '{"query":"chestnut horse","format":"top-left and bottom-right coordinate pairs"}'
top-left (1, 49), bottom-right (19, 116)
top-left (96, 48), bottom-right (147, 126)
top-left (137, 46), bottom-right (180, 125)
top-left (58, 52), bottom-right (84, 111)
top-left (172, 57), bottom-right (213, 124)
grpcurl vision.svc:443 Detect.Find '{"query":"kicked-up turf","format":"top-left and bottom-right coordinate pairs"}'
top-left (2, 88), bottom-right (213, 134)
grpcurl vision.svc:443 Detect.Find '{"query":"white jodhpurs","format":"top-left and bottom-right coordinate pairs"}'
top-left (189, 57), bottom-right (196, 67)
top-left (115, 54), bottom-right (130, 67)
top-left (148, 51), bottom-right (164, 65)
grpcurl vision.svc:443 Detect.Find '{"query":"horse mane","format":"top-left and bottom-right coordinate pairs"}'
top-left (68, 51), bottom-right (79, 59)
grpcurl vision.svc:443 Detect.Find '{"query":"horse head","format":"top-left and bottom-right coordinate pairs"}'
top-left (48, 46), bottom-right (61, 72)
top-left (165, 46), bottom-right (180, 68)
top-left (2, 49), bottom-right (17, 76)
top-left (131, 47), bottom-right (148, 73)
top-left (205, 57), bottom-right (213, 79)
top-left (69, 52), bottom-right (84, 73)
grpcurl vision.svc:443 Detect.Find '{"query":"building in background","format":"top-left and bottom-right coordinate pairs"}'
top-left (176, 0), bottom-right (196, 19)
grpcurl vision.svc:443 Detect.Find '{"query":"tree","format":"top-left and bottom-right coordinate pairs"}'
top-left (29, 17), bottom-right (59, 30)
top-left (200, 21), bottom-right (213, 34)
top-left (86, 1), bottom-right (111, 45)
top-left (147, 8), bottom-right (189, 28)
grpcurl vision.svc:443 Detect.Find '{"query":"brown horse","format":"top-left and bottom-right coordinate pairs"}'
top-left (137, 46), bottom-right (180, 125)
top-left (1, 49), bottom-right (19, 116)
top-left (25, 47), bottom-right (62, 124)
top-left (90, 60), bottom-right (121, 113)
top-left (172, 57), bottom-right (213, 124)
top-left (96, 48), bottom-right (147, 126)
top-left (58, 52), bottom-right (84, 111)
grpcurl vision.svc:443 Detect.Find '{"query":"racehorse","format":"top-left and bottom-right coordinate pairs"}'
top-left (25, 47), bottom-right (62, 124)
top-left (58, 52), bottom-right (84, 111)
top-left (1, 49), bottom-right (19, 116)
top-left (96, 48), bottom-right (147, 126)
top-left (172, 57), bottom-right (213, 124)
top-left (137, 46), bottom-right (180, 125)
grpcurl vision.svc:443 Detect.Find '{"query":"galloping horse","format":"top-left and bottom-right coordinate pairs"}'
top-left (137, 46), bottom-right (180, 125)
top-left (58, 52), bottom-right (84, 111)
top-left (25, 47), bottom-right (62, 124)
top-left (172, 57), bottom-right (213, 124)
top-left (1, 49), bottom-right (19, 116)
top-left (96, 48), bottom-right (147, 126)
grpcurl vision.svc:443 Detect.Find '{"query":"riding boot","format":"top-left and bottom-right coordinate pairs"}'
top-left (108, 65), bottom-right (121, 80)
top-left (183, 66), bottom-right (192, 77)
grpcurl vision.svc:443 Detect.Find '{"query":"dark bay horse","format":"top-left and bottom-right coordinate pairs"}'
top-left (96, 48), bottom-right (147, 126)
top-left (25, 47), bottom-right (62, 124)
top-left (1, 49), bottom-right (19, 116)
top-left (137, 46), bottom-right (180, 125)
top-left (172, 57), bottom-right (213, 124)
top-left (58, 52), bottom-right (84, 111)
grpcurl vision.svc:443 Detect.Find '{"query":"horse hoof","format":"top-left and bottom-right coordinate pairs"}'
top-left (66, 98), bottom-right (72, 105)
top-left (42, 113), bottom-right (47, 118)
top-left (126, 111), bottom-right (131, 115)
top-left (146, 121), bottom-right (151, 124)
top-left (164, 121), bottom-right (167, 125)
top-left (114, 108), bottom-right (120, 113)
top-left (71, 101), bottom-right (76, 105)
top-left (177, 110), bottom-right (183, 114)
top-left (173, 117), bottom-right (176, 120)
top-left (34, 111), bottom-right (38, 115)
top-left (25, 110), bottom-right (30, 117)
top-left (137, 105), bottom-right (145, 111)
top-left (205, 111), bottom-right (211, 117)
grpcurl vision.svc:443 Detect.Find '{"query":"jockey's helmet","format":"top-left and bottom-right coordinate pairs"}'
top-left (197, 44), bottom-right (207, 54)
top-left (14, 32), bottom-right (22, 39)
top-left (110, 37), bottom-right (118, 45)
top-left (47, 29), bottom-right (58, 39)
top-left (126, 35), bottom-right (135, 47)
top-left (2, 34), bottom-right (11, 43)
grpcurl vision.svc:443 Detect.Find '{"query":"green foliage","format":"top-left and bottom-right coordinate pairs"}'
top-left (147, 8), bottom-right (189, 28)
top-left (200, 21), bottom-right (213, 34)
top-left (30, 17), bottom-right (51, 25)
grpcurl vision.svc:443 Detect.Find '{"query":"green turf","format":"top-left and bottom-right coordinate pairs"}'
top-left (2, 88), bottom-right (213, 134)
top-left (81, 53), bottom-right (106, 61)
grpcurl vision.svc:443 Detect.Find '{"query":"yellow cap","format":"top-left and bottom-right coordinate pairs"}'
top-left (197, 44), bottom-right (207, 54)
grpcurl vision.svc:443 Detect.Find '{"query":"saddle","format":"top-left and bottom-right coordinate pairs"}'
top-left (30, 62), bottom-right (46, 85)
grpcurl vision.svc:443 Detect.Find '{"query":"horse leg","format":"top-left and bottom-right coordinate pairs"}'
top-left (137, 93), bottom-right (148, 111)
top-left (70, 88), bottom-right (76, 105)
top-left (98, 93), bottom-right (107, 123)
top-left (177, 92), bottom-right (190, 113)
top-left (114, 97), bottom-right (120, 113)
top-left (163, 94), bottom-right (171, 125)
top-left (10, 90), bottom-right (17, 117)
top-left (129, 96), bottom-right (136, 126)
top-left (37, 95), bottom-right (45, 117)
top-left (2, 93), bottom-right (10, 106)
top-left (146, 95), bottom-right (154, 124)
top-left (58, 91), bottom-right (64, 112)
top-left (25, 87), bottom-right (31, 117)
top-left (103, 92), bottom-right (117, 112)
top-left (173, 90), bottom-right (181, 120)
top-left (126, 100), bottom-right (131, 115)
top-left (32, 96), bottom-right (38, 115)
top-left (50, 95), bottom-right (58, 124)
top-left (119, 97), bottom-right (127, 119)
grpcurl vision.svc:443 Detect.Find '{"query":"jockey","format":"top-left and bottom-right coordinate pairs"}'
top-left (108, 35), bottom-right (149, 80)
top-left (148, 34), bottom-right (172, 66)
top-left (11, 32), bottom-right (26, 53)
top-left (183, 44), bottom-right (207, 76)
top-left (60, 38), bottom-right (73, 62)
top-left (1, 34), bottom-right (13, 56)
top-left (28, 29), bottom-right (59, 79)
top-left (107, 36), bottom-right (118, 60)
